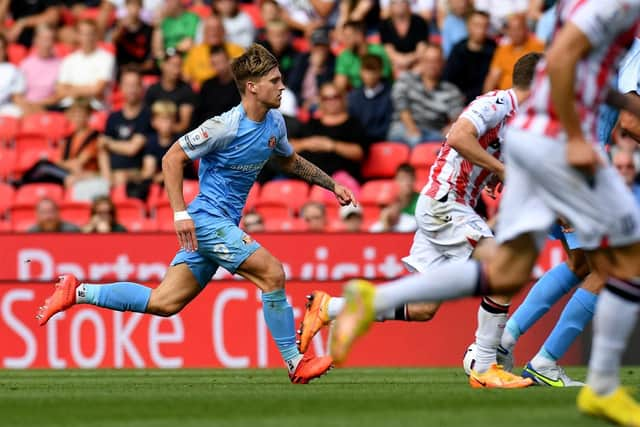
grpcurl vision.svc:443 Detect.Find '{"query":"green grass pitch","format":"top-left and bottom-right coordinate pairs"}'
top-left (2, 367), bottom-right (638, 427)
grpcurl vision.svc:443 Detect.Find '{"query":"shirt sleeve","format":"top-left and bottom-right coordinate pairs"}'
top-left (96, 51), bottom-right (115, 82)
top-left (272, 111), bottom-right (294, 157)
top-left (459, 93), bottom-right (506, 136)
top-left (177, 114), bottom-right (236, 160)
top-left (11, 68), bottom-right (26, 95)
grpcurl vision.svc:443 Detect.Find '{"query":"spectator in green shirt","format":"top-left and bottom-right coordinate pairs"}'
top-left (335, 20), bottom-right (392, 91)
top-left (152, 0), bottom-right (200, 60)
top-left (395, 163), bottom-right (420, 216)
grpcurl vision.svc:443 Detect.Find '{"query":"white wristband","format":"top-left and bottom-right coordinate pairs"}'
top-left (173, 210), bottom-right (191, 222)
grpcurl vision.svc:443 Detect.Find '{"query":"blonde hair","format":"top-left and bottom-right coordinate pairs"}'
top-left (231, 43), bottom-right (279, 94)
top-left (151, 100), bottom-right (177, 117)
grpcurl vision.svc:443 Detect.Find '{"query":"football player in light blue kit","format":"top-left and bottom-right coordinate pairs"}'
top-left (498, 37), bottom-right (640, 387)
top-left (36, 44), bottom-right (356, 383)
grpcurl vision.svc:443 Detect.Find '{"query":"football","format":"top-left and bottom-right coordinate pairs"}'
top-left (462, 343), bottom-right (477, 376)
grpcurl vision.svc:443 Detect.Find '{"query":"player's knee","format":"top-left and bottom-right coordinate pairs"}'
top-left (261, 262), bottom-right (286, 292)
top-left (147, 292), bottom-right (185, 317)
top-left (407, 303), bottom-right (439, 322)
top-left (488, 267), bottom-right (529, 296)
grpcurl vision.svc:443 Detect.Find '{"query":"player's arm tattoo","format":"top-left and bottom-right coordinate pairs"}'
top-left (276, 153), bottom-right (335, 191)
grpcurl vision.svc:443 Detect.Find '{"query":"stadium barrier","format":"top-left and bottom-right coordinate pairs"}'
top-left (0, 233), bottom-right (581, 369)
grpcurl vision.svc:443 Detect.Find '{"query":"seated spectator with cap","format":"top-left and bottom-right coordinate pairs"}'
top-left (145, 48), bottom-right (196, 134)
top-left (28, 198), bottom-right (81, 233)
top-left (82, 196), bottom-right (127, 233)
top-left (300, 201), bottom-right (328, 232)
top-left (291, 82), bottom-right (370, 183)
top-left (56, 19), bottom-right (115, 110)
top-left (340, 204), bottom-right (364, 232)
top-left (193, 46), bottom-right (241, 125)
top-left (242, 212), bottom-right (266, 233)
top-left (183, 14), bottom-right (244, 86)
top-left (16, 24), bottom-right (62, 115)
top-left (348, 54), bottom-right (392, 142)
top-left (20, 97), bottom-right (100, 187)
top-left (288, 27), bottom-right (335, 112)
top-left (99, 67), bottom-right (150, 187)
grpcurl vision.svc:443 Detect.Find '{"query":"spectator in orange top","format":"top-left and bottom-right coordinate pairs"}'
top-left (182, 14), bottom-right (244, 86)
top-left (482, 13), bottom-right (544, 92)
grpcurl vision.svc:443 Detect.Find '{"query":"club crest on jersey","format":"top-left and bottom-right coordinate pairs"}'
top-left (268, 136), bottom-right (276, 148)
top-left (242, 234), bottom-right (254, 245)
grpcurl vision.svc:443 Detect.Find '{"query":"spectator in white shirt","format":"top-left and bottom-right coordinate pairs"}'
top-left (56, 19), bottom-right (115, 110)
top-left (0, 33), bottom-right (26, 117)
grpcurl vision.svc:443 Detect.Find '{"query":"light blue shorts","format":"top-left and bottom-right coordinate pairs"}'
top-left (548, 223), bottom-right (582, 251)
top-left (170, 216), bottom-right (261, 287)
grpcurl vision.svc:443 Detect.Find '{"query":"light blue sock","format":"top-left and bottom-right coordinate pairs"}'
top-left (541, 288), bottom-right (597, 361)
top-left (80, 282), bottom-right (151, 313)
top-left (262, 289), bottom-right (300, 364)
top-left (508, 262), bottom-right (581, 337)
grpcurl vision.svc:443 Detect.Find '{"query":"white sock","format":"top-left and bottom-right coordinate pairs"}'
top-left (500, 327), bottom-right (518, 353)
top-left (76, 283), bottom-right (92, 304)
top-left (473, 298), bottom-right (509, 373)
top-left (287, 353), bottom-right (304, 374)
top-left (530, 350), bottom-right (556, 370)
top-left (587, 288), bottom-right (639, 395)
top-left (374, 260), bottom-right (483, 315)
top-left (328, 296), bottom-right (398, 321)
top-left (327, 297), bottom-right (344, 320)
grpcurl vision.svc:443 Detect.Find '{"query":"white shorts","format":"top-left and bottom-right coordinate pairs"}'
top-left (402, 194), bottom-right (493, 272)
top-left (497, 127), bottom-right (640, 250)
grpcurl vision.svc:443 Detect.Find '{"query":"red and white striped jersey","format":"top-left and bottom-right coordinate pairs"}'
top-left (423, 89), bottom-right (517, 207)
top-left (509, 0), bottom-right (640, 141)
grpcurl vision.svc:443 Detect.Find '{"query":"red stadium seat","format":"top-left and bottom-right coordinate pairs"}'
top-left (238, 2), bottom-right (264, 28)
top-left (243, 183), bottom-right (261, 213)
top-left (359, 179), bottom-right (398, 207)
top-left (7, 43), bottom-right (27, 65)
top-left (0, 182), bottom-right (15, 217)
top-left (53, 43), bottom-right (74, 57)
top-left (0, 220), bottom-right (11, 231)
top-left (257, 179), bottom-right (309, 211)
top-left (264, 217), bottom-right (307, 232)
top-left (59, 201), bottom-right (91, 226)
top-left (20, 112), bottom-right (70, 140)
top-left (481, 188), bottom-right (503, 219)
top-left (362, 142), bottom-right (410, 179)
top-left (0, 147), bottom-right (17, 179)
top-left (15, 183), bottom-right (64, 205)
top-left (114, 199), bottom-right (146, 223)
top-left (189, 3), bottom-right (213, 19)
top-left (14, 136), bottom-right (60, 173)
top-left (409, 142), bottom-right (442, 171)
top-left (98, 41), bottom-right (115, 54)
top-left (362, 205), bottom-right (381, 223)
top-left (89, 110), bottom-right (108, 132)
top-left (121, 217), bottom-right (157, 232)
top-left (414, 168), bottom-right (430, 193)
top-left (110, 184), bottom-right (128, 202)
top-left (254, 204), bottom-right (291, 220)
top-left (0, 115), bottom-right (20, 142)
top-left (309, 186), bottom-right (341, 219)
top-left (9, 203), bottom-right (36, 231)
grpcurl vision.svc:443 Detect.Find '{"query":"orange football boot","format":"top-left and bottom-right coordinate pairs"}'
top-left (36, 274), bottom-right (80, 326)
top-left (289, 353), bottom-right (333, 384)
top-left (297, 290), bottom-right (332, 353)
top-left (469, 364), bottom-right (534, 389)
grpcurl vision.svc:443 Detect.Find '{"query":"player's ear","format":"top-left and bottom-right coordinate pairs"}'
top-left (247, 80), bottom-right (258, 95)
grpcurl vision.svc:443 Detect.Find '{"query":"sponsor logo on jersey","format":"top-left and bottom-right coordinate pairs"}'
top-left (268, 136), bottom-right (276, 148)
top-left (242, 234), bottom-right (254, 245)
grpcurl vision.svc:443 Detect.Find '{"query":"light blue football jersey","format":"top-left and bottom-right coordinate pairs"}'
top-left (178, 103), bottom-right (293, 224)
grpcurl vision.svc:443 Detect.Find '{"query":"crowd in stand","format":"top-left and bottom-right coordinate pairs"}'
top-left (0, 0), bottom-right (637, 233)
